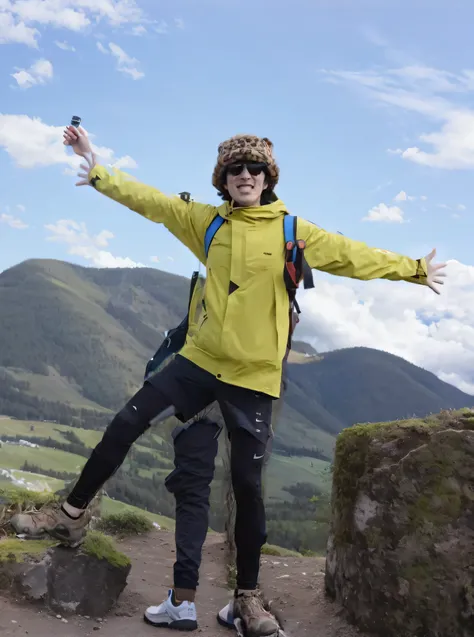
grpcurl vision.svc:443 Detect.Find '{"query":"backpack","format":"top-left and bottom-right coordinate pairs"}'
top-left (144, 194), bottom-right (314, 381)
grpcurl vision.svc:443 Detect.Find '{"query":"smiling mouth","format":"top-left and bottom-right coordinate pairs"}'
top-left (237, 184), bottom-right (253, 190)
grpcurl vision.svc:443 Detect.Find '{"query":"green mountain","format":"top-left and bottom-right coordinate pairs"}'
top-left (0, 258), bottom-right (472, 462)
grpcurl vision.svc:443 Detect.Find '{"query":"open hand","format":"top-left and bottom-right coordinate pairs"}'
top-left (425, 248), bottom-right (447, 294)
top-left (63, 125), bottom-right (96, 186)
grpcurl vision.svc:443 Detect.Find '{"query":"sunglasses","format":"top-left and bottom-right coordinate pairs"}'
top-left (226, 162), bottom-right (268, 177)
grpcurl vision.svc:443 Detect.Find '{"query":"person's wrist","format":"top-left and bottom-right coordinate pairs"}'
top-left (82, 151), bottom-right (96, 171)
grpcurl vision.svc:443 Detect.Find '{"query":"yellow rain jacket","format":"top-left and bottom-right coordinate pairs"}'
top-left (87, 164), bottom-right (428, 398)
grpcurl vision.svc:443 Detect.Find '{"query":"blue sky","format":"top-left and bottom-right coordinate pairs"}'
top-left (1, 0), bottom-right (473, 393)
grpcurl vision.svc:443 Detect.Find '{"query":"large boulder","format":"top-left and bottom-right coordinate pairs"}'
top-left (0, 531), bottom-right (131, 617)
top-left (325, 409), bottom-right (474, 637)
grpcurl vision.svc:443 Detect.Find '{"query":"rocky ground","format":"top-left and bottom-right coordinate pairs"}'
top-left (0, 530), bottom-right (363, 637)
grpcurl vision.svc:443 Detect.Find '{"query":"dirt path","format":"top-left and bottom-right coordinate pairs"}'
top-left (259, 554), bottom-right (362, 637)
top-left (0, 531), bottom-right (363, 637)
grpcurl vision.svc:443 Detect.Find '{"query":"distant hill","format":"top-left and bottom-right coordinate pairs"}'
top-left (1, 258), bottom-right (472, 460)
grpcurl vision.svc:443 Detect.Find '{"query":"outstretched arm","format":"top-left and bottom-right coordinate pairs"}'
top-left (299, 220), bottom-right (447, 294)
top-left (63, 125), bottom-right (214, 262)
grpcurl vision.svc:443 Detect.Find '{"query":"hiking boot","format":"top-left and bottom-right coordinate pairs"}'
top-left (144, 589), bottom-right (198, 631)
top-left (10, 504), bottom-right (91, 547)
top-left (231, 590), bottom-right (280, 637)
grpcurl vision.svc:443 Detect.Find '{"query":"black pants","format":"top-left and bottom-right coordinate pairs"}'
top-left (67, 355), bottom-right (272, 591)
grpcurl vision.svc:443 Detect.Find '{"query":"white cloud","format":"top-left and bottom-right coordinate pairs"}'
top-left (97, 41), bottom-right (144, 80)
top-left (0, 1), bottom-right (146, 48)
top-left (393, 191), bottom-right (427, 203)
top-left (155, 20), bottom-right (168, 34)
top-left (393, 190), bottom-right (417, 202)
top-left (1, 213), bottom-right (28, 229)
top-left (112, 155), bottom-right (137, 170)
top-left (55, 39), bottom-right (75, 51)
top-left (16, 204), bottom-right (25, 212)
top-left (0, 10), bottom-right (39, 46)
top-left (150, 256), bottom-right (160, 263)
top-left (322, 64), bottom-right (474, 170)
top-left (45, 219), bottom-right (145, 268)
top-left (11, 57), bottom-right (53, 89)
top-left (298, 259), bottom-right (474, 395)
top-left (394, 190), bottom-right (407, 202)
top-left (131, 25), bottom-right (146, 35)
top-left (363, 203), bottom-right (405, 223)
top-left (0, 113), bottom-right (137, 171)
top-left (174, 17), bottom-right (184, 29)
top-left (458, 204), bottom-right (467, 211)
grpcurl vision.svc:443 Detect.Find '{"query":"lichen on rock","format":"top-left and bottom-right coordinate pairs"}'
top-left (325, 409), bottom-right (474, 637)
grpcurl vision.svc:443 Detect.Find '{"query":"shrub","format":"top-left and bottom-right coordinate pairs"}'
top-left (95, 511), bottom-right (154, 537)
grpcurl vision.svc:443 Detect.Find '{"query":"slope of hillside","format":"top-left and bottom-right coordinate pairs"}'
top-left (285, 347), bottom-right (474, 436)
top-left (0, 259), bottom-right (190, 411)
top-left (1, 258), bottom-right (472, 460)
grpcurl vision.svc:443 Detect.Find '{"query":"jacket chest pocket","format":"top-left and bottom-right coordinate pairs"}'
top-left (243, 227), bottom-right (283, 277)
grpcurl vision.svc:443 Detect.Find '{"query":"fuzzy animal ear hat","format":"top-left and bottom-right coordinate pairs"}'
top-left (212, 134), bottom-right (280, 190)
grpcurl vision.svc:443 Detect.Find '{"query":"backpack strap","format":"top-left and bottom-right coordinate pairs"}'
top-left (283, 214), bottom-right (315, 348)
top-left (283, 215), bottom-right (314, 298)
top-left (204, 214), bottom-right (225, 258)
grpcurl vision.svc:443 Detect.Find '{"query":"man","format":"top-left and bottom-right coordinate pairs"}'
top-left (12, 126), bottom-right (447, 636)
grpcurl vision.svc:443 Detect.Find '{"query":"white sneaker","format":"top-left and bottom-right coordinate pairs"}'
top-left (144, 589), bottom-right (198, 631)
top-left (217, 601), bottom-right (235, 629)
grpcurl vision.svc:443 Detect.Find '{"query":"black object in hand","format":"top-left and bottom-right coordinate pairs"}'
top-left (71, 116), bottom-right (81, 128)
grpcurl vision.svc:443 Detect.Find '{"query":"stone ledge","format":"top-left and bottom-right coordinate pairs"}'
top-left (325, 409), bottom-right (474, 637)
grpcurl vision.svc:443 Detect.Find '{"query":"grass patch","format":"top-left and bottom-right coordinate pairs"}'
top-left (0, 485), bottom-right (59, 535)
top-left (0, 485), bottom-right (58, 508)
top-left (96, 511), bottom-right (153, 537)
top-left (81, 531), bottom-right (131, 569)
top-left (101, 497), bottom-right (175, 531)
top-left (0, 538), bottom-right (55, 563)
top-left (261, 543), bottom-right (302, 557)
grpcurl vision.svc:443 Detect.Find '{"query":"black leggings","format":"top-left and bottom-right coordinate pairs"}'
top-left (67, 361), bottom-right (270, 591)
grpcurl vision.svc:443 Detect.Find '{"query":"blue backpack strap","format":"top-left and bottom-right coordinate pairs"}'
top-left (283, 214), bottom-right (297, 263)
top-left (204, 214), bottom-right (225, 258)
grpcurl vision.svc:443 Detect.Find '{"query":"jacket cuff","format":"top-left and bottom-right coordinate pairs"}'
top-left (88, 163), bottom-right (107, 189)
top-left (415, 257), bottom-right (427, 278)
top-left (408, 257), bottom-right (428, 285)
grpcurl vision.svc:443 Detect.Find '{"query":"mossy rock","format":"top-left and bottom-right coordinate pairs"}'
top-left (81, 531), bottom-right (131, 568)
top-left (0, 531), bottom-right (131, 616)
top-left (325, 408), bottom-right (474, 637)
